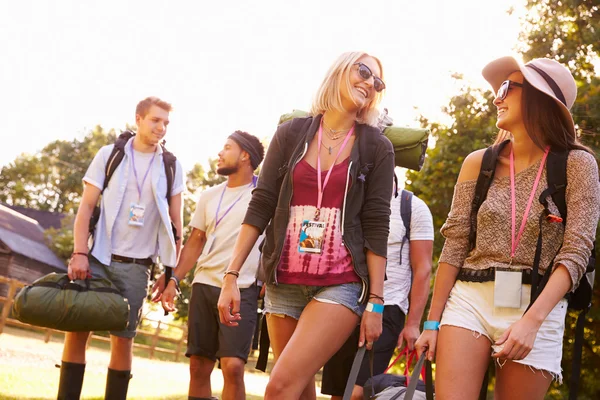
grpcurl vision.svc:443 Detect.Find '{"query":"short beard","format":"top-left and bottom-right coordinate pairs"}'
top-left (217, 165), bottom-right (239, 176)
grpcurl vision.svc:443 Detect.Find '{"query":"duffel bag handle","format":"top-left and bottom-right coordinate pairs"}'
top-left (404, 352), bottom-right (434, 400)
top-left (343, 346), bottom-right (372, 400)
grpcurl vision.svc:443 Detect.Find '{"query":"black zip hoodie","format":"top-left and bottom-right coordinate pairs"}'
top-left (243, 114), bottom-right (394, 303)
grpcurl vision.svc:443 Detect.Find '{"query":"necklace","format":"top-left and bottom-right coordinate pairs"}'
top-left (321, 140), bottom-right (344, 155)
top-left (322, 119), bottom-right (351, 140)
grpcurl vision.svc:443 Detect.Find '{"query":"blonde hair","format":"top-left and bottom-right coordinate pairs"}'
top-left (135, 96), bottom-right (172, 118)
top-left (310, 52), bottom-right (384, 127)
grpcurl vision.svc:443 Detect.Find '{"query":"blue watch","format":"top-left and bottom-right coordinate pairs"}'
top-left (423, 320), bottom-right (440, 331)
top-left (365, 302), bottom-right (384, 314)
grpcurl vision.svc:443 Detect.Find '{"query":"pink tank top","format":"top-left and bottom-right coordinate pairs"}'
top-left (277, 158), bottom-right (360, 286)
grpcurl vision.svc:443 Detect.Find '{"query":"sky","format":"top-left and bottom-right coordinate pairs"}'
top-left (0, 0), bottom-right (526, 174)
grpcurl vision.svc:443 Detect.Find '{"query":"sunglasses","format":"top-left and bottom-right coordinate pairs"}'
top-left (354, 62), bottom-right (386, 92)
top-left (497, 80), bottom-right (523, 101)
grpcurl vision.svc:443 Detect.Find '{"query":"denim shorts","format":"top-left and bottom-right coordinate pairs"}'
top-left (441, 280), bottom-right (568, 381)
top-left (87, 256), bottom-right (151, 338)
top-left (263, 282), bottom-right (364, 320)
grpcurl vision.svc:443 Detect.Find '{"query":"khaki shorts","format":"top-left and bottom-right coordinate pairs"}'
top-left (441, 280), bottom-right (568, 381)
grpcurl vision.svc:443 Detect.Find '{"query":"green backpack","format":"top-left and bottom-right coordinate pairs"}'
top-left (278, 110), bottom-right (429, 171)
top-left (12, 273), bottom-right (130, 332)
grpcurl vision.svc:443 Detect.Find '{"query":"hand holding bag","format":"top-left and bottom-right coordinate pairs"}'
top-left (12, 272), bottom-right (130, 332)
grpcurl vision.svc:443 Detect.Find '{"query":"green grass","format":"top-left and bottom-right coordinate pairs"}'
top-left (0, 364), bottom-right (266, 400)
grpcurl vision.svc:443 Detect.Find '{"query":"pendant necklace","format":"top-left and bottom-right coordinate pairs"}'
top-left (321, 140), bottom-right (344, 155)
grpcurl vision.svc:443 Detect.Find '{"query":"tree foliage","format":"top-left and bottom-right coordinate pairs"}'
top-left (406, 80), bottom-right (498, 257)
top-left (0, 126), bottom-right (116, 213)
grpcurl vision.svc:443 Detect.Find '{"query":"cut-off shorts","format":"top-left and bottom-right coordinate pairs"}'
top-left (263, 282), bottom-right (364, 320)
top-left (441, 280), bottom-right (568, 381)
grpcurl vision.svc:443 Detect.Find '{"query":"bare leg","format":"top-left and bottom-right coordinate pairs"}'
top-left (189, 355), bottom-right (216, 398)
top-left (435, 326), bottom-right (492, 400)
top-left (266, 313), bottom-right (316, 400)
top-left (108, 335), bottom-right (133, 370)
top-left (62, 331), bottom-right (91, 363)
top-left (220, 357), bottom-right (246, 400)
top-left (265, 301), bottom-right (360, 400)
top-left (494, 361), bottom-right (552, 400)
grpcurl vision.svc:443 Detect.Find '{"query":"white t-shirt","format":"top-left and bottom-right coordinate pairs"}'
top-left (384, 193), bottom-right (434, 314)
top-left (190, 180), bottom-right (262, 289)
top-left (111, 150), bottom-right (161, 258)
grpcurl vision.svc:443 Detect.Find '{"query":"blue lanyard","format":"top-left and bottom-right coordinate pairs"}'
top-left (214, 176), bottom-right (257, 228)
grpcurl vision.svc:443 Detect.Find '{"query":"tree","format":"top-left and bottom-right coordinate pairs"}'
top-left (0, 125), bottom-right (116, 213)
top-left (406, 78), bottom-right (498, 258)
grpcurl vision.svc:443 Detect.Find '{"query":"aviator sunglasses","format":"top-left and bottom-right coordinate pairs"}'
top-left (497, 79), bottom-right (523, 101)
top-left (354, 62), bottom-right (386, 92)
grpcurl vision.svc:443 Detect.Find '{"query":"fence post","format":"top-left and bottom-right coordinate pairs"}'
top-left (175, 324), bottom-right (187, 362)
top-left (44, 329), bottom-right (52, 343)
top-left (0, 280), bottom-right (19, 335)
top-left (149, 321), bottom-right (162, 359)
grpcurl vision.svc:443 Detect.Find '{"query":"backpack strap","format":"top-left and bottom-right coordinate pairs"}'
top-left (399, 190), bottom-right (413, 264)
top-left (103, 131), bottom-right (135, 193)
top-left (160, 143), bottom-right (177, 206)
top-left (469, 140), bottom-right (511, 251)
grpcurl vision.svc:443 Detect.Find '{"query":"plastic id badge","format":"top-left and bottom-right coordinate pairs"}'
top-left (298, 220), bottom-right (326, 254)
top-left (202, 234), bottom-right (216, 256)
top-left (494, 269), bottom-right (523, 308)
top-left (128, 203), bottom-right (145, 226)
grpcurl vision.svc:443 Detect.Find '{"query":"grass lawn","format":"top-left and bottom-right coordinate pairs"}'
top-left (0, 326), bottom-right (274, 400)
top-left (0, 363), bottom-right (267, 400)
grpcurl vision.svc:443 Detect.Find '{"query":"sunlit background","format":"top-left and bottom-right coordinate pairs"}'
top-left (0, 0), bottom-right (525, 172)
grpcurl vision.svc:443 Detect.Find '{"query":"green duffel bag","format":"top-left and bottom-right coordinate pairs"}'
top-left (12, 272), bottom-right (130, 332)
top-left (278, 110), bottom-right (429, 171)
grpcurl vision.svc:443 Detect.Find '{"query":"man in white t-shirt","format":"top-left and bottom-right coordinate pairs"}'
top-left (323, 177), bottom-right (434, 400)
top-left (160, 131), bottom-right (265, 400)
top-left (58, 97), bottom-right (185, 400)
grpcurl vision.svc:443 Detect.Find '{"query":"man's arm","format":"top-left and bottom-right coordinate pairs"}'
top-left (160, 228), bottom-right (207, 311)
top-left (399, 239), bottom-right (433, 349)
top-left (68, 183), bottom-right (101, 280)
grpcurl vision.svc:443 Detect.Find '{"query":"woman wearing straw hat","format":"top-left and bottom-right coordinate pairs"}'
top-left (415, 56), bottom-right (599, 399)
top-left (217, 51), bottom-right (395, 399)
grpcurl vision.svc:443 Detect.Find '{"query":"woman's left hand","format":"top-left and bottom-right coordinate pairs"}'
top-left (493, 315), bottom-right (542, 361)
top-left (359, 308), bottom-right (383, 350)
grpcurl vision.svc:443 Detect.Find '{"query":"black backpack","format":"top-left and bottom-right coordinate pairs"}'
top-left (471, 140), bottom-right (596, 400)
top-left (88, 130), bottom-right (180, 256)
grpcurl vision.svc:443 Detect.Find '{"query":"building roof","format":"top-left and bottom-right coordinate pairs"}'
top-left (3, 204), bottom-right (65, 230)
top-left (0, 204), bottom-right (66, 271)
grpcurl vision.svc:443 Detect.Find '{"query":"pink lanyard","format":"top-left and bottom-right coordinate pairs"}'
top-left (315, 121), bottom-right (355, 220)
top-left (509, 146), bottom-right (550, 261)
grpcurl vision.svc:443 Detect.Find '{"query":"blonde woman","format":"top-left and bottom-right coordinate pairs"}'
top-left (217, 52), bottom-right (395, 400)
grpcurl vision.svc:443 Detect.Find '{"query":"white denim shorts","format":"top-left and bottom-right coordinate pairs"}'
top-left (440, 280), bottom-right (568, 381)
